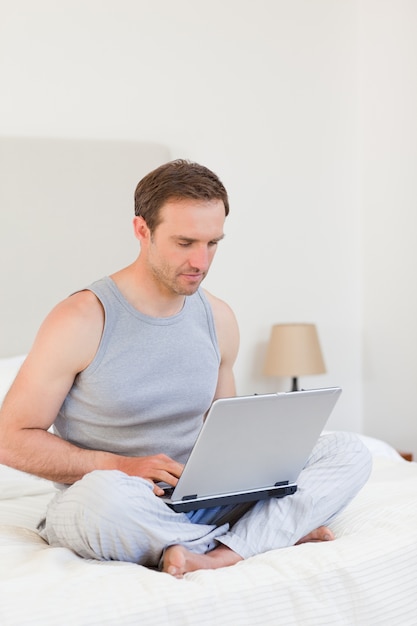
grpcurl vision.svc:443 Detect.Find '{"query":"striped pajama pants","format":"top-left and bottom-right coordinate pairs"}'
top-left (39, 431), bottom-right (372, 566)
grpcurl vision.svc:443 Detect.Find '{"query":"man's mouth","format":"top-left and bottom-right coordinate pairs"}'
top-left (181, 271), bottom-right (205, 282)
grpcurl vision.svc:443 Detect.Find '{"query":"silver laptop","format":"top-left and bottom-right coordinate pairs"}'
top-left (161, 386), bottom-right (342, 512)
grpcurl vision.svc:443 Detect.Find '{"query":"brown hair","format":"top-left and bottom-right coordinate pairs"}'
top-left (134, 159), bottom-right (229, 232)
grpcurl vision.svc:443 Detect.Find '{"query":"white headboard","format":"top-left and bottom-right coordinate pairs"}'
top-left (0, 137), bottom-right (170, 356)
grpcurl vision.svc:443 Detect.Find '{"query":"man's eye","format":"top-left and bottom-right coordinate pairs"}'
top-left (178, 242), bottom-right (191, 247)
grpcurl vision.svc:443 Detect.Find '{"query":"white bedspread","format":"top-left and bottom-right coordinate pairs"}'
top-left (1, 453), bottom-right (416, 626)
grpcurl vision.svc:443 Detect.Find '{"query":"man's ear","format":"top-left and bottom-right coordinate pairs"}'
top-left (133, 215), bottom-right (150, 243)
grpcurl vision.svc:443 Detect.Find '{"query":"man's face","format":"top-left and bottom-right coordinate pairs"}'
top-left (141, 197), bottom-right (226, 297)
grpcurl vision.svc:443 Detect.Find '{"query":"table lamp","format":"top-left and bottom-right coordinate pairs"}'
top-left (263, 323), bottom-right (326, 391)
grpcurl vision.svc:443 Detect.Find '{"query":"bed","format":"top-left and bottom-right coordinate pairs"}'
top-left (1, 357), bottom-right (417, 625)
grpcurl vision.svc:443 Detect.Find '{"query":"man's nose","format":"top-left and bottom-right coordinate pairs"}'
top-left (189, 246), bottom-right (210, 270)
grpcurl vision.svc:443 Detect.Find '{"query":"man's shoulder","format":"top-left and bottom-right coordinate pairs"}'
top-left (200, 289), bottom-right (239, 382)
top-left (201, 288), bottom-right (234, 317)
top-left (40, 290), bottom-right (105, 349)
top-left (200, 289), bottom-right (239, 346)
top-left (57, 289), bottom-right (104, 320)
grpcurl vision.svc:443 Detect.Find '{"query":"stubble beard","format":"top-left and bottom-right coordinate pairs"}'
top-left (150, 262), bottom-right (206, 297)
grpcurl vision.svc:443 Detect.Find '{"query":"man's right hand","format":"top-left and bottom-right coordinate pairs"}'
top-left (115, 454), bottom-right (184, 496)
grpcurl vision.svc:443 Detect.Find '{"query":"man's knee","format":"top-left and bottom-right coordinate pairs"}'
top-left (43, 470), bottom-right (154, 559)
top-left (317, 431), bottom-right (371, 461)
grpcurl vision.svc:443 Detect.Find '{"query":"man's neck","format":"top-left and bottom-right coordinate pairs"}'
top-left (109, 265), bottom-right (186, 318)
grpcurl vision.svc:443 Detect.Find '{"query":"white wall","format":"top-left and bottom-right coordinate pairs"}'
top-left (1, 0), bottom-right (415, 448)
top-left (359, 1), bottom-right (417, 458)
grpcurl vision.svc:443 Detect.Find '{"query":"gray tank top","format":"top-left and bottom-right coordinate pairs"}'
top-left (54, 277), bottom-right (221, 464)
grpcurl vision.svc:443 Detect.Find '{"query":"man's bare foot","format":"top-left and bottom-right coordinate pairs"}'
top-left (162, 527), bottom-right (334, 577)
top-left (162, 544), bottom-right (242, 578)
top-left (295, 525), bottom-right (335, 545)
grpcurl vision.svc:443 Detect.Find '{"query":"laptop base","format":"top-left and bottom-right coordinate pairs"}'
top-left (165, 483), bottom-right (297, 513)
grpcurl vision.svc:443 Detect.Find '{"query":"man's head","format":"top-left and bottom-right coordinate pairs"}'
top-left (133, 160), bottom-right (228, 298)
top-left (134, 159), bottom-right (229, 233)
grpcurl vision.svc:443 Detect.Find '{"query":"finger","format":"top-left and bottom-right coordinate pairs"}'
top-left (156, 456), bottom-right (184, 479)
top-left (153, 483), bottom-right (165, 496)
top-left (167, 461), bottom-right (184, 479)
top-left (154, 462), bottom-right (184, 484)
top-left (156, 471), bottom-right (180, 487)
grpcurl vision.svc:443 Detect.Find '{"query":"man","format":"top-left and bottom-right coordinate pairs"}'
top-left (0, 160), bottom-right (371, 577)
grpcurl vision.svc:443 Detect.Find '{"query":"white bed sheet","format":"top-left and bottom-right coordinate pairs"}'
top-left (1, 452), bottom-right (417, 626)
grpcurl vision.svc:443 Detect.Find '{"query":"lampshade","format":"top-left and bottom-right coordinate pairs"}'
top-left (263, 323), bottom-right (326, 380)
